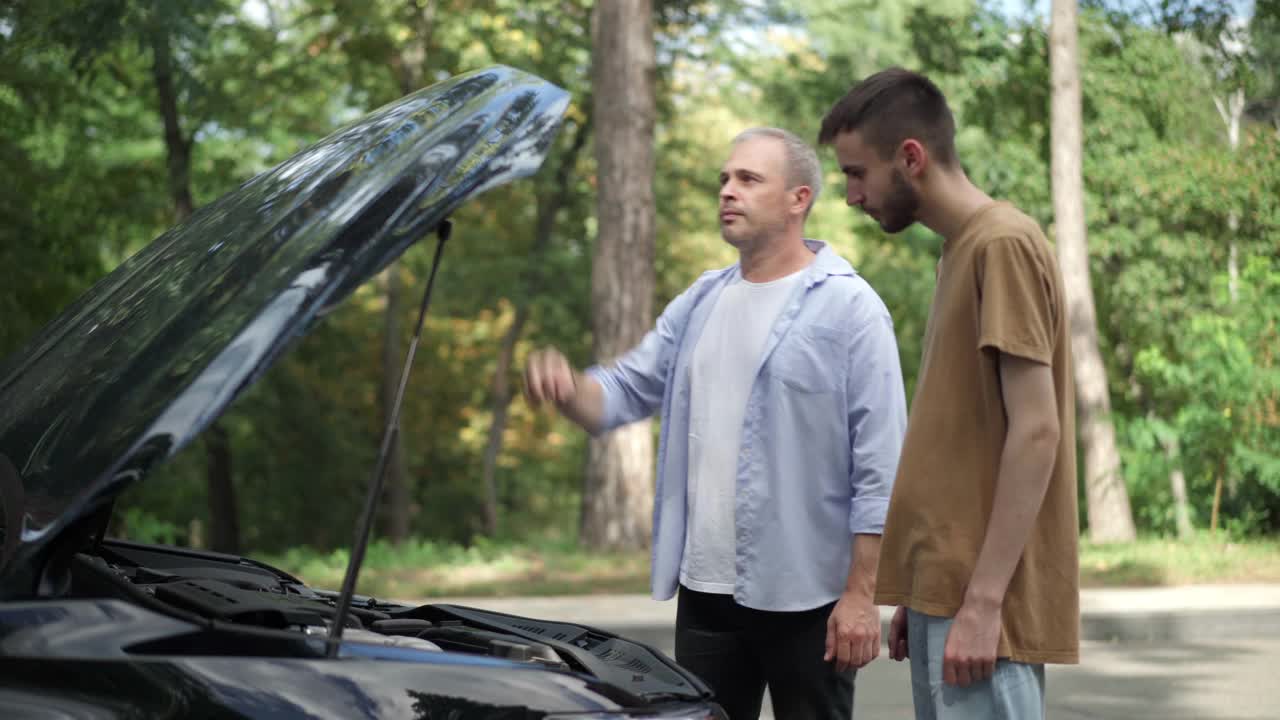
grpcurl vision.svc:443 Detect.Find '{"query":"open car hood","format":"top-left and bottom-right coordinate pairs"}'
top-left (0, 66), bottom-right (569, 592)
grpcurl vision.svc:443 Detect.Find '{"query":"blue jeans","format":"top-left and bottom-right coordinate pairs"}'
top-left (907, 609), bottom-right (1045, 720)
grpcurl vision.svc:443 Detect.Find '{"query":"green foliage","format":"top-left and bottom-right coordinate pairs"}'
top-left (1079, 532), bottom-right (1280, 586)
top-left (8, 0), bottom-right (1280, 563)
top-left (0, 10), bottom-right (161, 355)
top-left (255, 532), bottom-right (1280, 599)
top-left (1129, 258), bottom-right (1280, 536)
top-left (116, 508), bottom-right (184, 546)
top-left (717, 0), bottom-right (1280, 539)
top-left (263, 535), bottom-right (651, 598)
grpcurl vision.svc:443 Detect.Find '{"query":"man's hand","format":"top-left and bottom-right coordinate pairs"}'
top-left (522, 347), bottom-right (605, 433)
top-left (524, 348), bottom-right (578, 406)
top-left (942, 597), bottom-right (1001, 687)
top-left (823, 591), bottom-right (880, 672)
top-left (888, 605), bottom-right (909, 661)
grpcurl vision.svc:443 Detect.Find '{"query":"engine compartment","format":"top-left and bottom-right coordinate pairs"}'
top-left (75, 540), bottom-right (570, 669)
top-left (43, 538), bottom-right (707, 702)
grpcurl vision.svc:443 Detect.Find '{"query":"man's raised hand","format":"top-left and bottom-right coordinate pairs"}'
top-left (524, 347), bottom-right (577, 407)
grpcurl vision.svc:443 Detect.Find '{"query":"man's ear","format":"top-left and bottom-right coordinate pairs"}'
top-left (900, 139), bottom-right (929, 179)
top-left (792, 185), bottom-right (813, 216)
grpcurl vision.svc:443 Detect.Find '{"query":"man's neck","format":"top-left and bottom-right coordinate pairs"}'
top-left (916, 169), bottom-right (995, 242)
top-left (738, 233), bottom-right (815, 283)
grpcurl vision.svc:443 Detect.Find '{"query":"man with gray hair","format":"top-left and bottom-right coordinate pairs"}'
top-left (524, 127), bottom-right (907, 719)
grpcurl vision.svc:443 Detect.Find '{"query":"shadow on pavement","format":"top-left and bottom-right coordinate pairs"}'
top-left (1051, 640), bottom-right (1276, 719)
top-left (600, 622), bottom-right (1280, 720)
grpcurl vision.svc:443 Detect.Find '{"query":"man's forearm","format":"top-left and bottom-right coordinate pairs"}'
top-left (964, 422), bottom-right (1058, 607)
top-left (827, 532), bottom-right (883, 670)
top-left (844, 533), bottom-right (881, 598)
top-left (556, 371), bottom-right (606, 434)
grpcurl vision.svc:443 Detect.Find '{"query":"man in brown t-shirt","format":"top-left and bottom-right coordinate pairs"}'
top-left (817, 68), bottom-right (1079, 719)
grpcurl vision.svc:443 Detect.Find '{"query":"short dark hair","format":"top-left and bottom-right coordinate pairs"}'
top-left (817, 67), bottom-right (958, 167)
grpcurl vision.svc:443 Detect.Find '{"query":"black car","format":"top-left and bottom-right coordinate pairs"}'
top-left (0, 65), bottom-right (722, 720)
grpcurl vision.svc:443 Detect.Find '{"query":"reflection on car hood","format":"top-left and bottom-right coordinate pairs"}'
top-left (0, 66), bottom-right (569, 589)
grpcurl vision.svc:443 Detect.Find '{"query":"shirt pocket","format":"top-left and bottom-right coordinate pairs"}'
top-left (766, 324), bottom-right (844, 393)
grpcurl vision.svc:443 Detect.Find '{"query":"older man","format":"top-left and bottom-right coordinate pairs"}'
top-left (524, 127), bottom-right (907, 720)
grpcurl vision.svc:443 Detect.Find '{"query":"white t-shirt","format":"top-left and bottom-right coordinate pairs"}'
top-left (679, 267), bottom-right (805, 594)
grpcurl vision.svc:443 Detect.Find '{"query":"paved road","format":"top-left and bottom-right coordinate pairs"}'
top-left (602, 624), bottom-right (1280, 719)
top-left (427, 588), bottom-right (1280, 720)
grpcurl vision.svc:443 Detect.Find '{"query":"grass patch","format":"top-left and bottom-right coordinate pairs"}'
top-left (263, 533), bottom-right (1280, 600)
top-left (263, 537), bottom-right (650, 600)
top-left (1079, 533), bottom-right (1280, 587)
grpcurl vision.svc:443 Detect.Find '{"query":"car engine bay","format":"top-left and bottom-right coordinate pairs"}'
top-left (58, 538), bottom-right (703, 702)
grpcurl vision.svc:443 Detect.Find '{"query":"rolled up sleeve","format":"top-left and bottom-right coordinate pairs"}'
top-left (585, 333), bottom-right (666, 434)
top-left (845, 308), bottom-right (908, 535)
top-left (584, 284), bottom-right (701, 434)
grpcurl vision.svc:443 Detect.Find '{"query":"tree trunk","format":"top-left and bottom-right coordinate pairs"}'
top-left (151, 23), bottom-right (240, 552)
top-left (1150, 411), bottom-right (1193, 540)
top-left (1210, 85), bottom-right (1244, 534)
top-left (378, 0), bottom-right (436, 545)
top-left (481, 308), bottom-right (525, 535)
top-left (480, 118), bottom-right (592, 536)
top-left (205, 423), bottom-right (239, 554)
top-left (1215, 88), bottom-right (1245, 302)
top-left (1050, 0), bottom-right (1136, 543)
top-left (1165, 437), bottom-right (1193, 540)
top-left (151, 26), bottom-right (193, 221)
top-left (582, 0), bottom-right (656, 550)
top-left (1211, 460), bottom-right (1226, 533)
top-left (380, 265), bottom-right (411, 544)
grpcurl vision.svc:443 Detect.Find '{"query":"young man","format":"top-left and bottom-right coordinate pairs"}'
top-left (523, 127), bottom-right (908, 720)
top-left (817, 68), bottom-right (1080, 719)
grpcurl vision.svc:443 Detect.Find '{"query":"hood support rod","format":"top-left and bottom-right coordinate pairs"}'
top-left (326, 219), bottom-right (452, 657)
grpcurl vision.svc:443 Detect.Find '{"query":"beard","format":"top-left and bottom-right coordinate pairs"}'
top-left (874, 168), bottom-right (921, 234)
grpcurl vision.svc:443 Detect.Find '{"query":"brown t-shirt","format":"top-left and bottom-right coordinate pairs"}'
top-left (874, 201), bottom-right (1080, 664)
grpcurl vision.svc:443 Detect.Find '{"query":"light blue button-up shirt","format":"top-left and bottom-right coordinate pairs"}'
top-left (586, 240), bottom-right (908, 612)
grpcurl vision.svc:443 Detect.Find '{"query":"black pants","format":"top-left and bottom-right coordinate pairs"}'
top-left (675, 586), bottom-right (855, 720)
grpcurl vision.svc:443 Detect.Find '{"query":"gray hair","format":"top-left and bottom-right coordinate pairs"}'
top-left (732, 126), bottom-right (823, 215)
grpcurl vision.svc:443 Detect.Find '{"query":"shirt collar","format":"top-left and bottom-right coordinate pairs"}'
top-left (801, 239), bottom-right (855, 288)
top-left (718, 239), bottom-right (855, 291)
